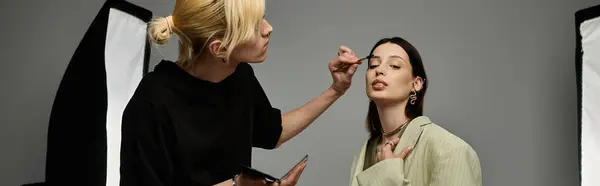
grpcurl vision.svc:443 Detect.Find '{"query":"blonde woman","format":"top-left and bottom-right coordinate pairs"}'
top-left (348, 37), bottom-right (482, 186)
top-left (119, 0), bottom-right (360, 186)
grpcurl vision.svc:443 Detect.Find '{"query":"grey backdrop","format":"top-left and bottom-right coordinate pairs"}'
top-left (1, 0), bottom-right (598, 185)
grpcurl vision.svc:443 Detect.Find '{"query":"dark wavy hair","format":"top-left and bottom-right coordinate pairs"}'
top-left (366, 37), bottom-right (429, 136)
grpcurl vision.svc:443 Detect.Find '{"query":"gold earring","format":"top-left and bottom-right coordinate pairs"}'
top-left (409, 90), bottom-right (417, 105)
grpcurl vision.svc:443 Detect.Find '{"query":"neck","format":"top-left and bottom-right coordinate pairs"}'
top-left (376, 100), bottom-right (410, 135)
top-left (182, 55), bottom-right (240, 83)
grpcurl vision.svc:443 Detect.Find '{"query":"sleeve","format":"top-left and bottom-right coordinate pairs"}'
top-left (429, 146), bottom-right (483, 186)
top-left (119, 98), bottom-right (175, 186)
top-left (246, 64), bottom-right (283, 150)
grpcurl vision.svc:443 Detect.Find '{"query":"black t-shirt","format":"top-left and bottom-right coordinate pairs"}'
top-left (119, 60), bottom-right (283, 186)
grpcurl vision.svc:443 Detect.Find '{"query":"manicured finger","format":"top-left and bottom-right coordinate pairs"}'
top-left (382, 142), bottom-right (395, 158)
top-left (338, 54), bottom-right (355, 61)
top-left (347, 64), bottom-right (359, 75)
top-left (338, 56), bottom-right (359, 65)
top-left (398, 146), bottom-right (414, 159)
top-left (390, 138), bottom-right (401, 145)
top-left (338, 47), bottom-right (358, 61)
top-left (283, 162), bottom-right (306, 183)
top-left (293, 162), bottom-right (307, 180)
top-left (339, 45), bottom-right (353, 55)
top-left (389, 138), bottom-right (401, 151)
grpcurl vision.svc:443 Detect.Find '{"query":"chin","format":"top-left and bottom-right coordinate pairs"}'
top-left (248, 52), bottom-right (268, 63)
top-left (246, 57), bottom-right (267, 63)
top-left (367, 91), bottom-right (387, 101)
top-left (368, 91), bottom-right (404, 104)
top-left (246, 60), bottom-right (265, 64)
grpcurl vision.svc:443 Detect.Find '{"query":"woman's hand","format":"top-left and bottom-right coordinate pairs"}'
top-left (376, 138), bottom-right (413, 162)
top-left (328, 46), bottom-right (360, 95)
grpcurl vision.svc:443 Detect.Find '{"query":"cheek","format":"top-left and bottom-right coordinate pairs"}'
top-left (390, 73), bottom-right (413, 92)
top-left (231, 45), bottom-right (256, 60)
top-left (245, 40), bottom-right (265, 54)
top-left (365, 71), bottom-right (375, 85)
top-left (399, 74), bottom-right (413, 85)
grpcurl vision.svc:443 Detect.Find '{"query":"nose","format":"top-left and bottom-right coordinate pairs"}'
top-left (375, 67), bottom-right (385, 76)
top-left (262, 19), bottom-right (273, 38)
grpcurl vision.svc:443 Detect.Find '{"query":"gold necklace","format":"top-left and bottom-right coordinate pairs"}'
top-left (381, 119), bottom-right (410, 137)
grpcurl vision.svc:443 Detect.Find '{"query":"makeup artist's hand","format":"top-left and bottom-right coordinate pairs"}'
top-left (272, 162), bottom-right (307, 186)
top-left (329, 46), bottom-right (360, 94)
top-left (236, 162), bottom-right (307, 186)
top-left (236, 174), bottom-right (269, 186)
top-left (376, 138), bottom-right (413, 162)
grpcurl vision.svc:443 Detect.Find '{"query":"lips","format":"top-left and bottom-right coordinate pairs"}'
top-left (261, 41), bottom-right (269, 54)
top-left (372, 79), bottom-right (388, 86)
top-left (371, 79), bottom-right (387, 90)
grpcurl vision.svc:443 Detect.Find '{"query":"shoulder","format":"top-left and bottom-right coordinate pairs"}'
top-left (420, 119), bottom-right (478, 158)
top-left (238, 62), bottom-right (254, 71)
top-left (133, 72), bottom-right (167, 98)
top-left (127, 64), bottom-right (177, 106)
top-left (236, 62), bottom-right (257, 77)
top-left (349, 136), bottom-right (370, 168)
top-left (120, 72), bottom-right (168, 122)
top-left (237, 63), bottom-right (266, 92)
top-left (352, 135), bottom-right (372, 158)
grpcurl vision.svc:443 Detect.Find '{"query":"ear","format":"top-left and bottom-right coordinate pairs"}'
top-left (208, 39), bottom-right (226, 59)
top-left (412, 76), bottom-right (424, 92)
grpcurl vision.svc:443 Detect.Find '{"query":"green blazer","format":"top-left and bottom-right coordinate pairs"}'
top-left (349, 116), bottom-right (482, 186)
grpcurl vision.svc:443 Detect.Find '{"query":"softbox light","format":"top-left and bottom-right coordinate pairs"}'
top-left (41, 0), bottom-right (152, 186)
top-left (576, 4), bottom-right (600, 186)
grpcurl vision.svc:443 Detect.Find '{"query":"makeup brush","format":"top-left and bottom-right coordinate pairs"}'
top-left (335, 55), bottom-right (370, 72)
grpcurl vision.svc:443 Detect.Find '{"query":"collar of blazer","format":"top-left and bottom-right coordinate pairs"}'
top-left (350, 116), bottom-right (433, 185)
top-left (393, 116), bottom-right (432, 155)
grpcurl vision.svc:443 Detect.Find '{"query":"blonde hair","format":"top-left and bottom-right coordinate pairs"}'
top-left (148, 0), bottom-right (265, 69)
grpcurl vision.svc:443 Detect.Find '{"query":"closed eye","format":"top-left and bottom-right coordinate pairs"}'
top-left (369, 65), bottom-right (378, 69)
top-left (391, 65), bottom-right (401, 69)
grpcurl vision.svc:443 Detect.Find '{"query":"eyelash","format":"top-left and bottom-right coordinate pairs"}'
top-left (368, 65), bottom-right (401, 69)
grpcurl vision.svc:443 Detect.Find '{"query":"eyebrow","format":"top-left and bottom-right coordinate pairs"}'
top-left (370, 55), bottom-right (406, 61)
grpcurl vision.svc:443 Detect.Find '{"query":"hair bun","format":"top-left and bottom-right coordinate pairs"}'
top-left (148, 15), bottom-right (175, 45)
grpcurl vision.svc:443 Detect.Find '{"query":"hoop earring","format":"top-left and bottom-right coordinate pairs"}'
top-left (409, 91), bottom-right (417, 105)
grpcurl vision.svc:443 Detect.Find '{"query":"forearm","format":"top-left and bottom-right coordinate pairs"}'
top-left (276, 87), bottom-right (343, 147)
